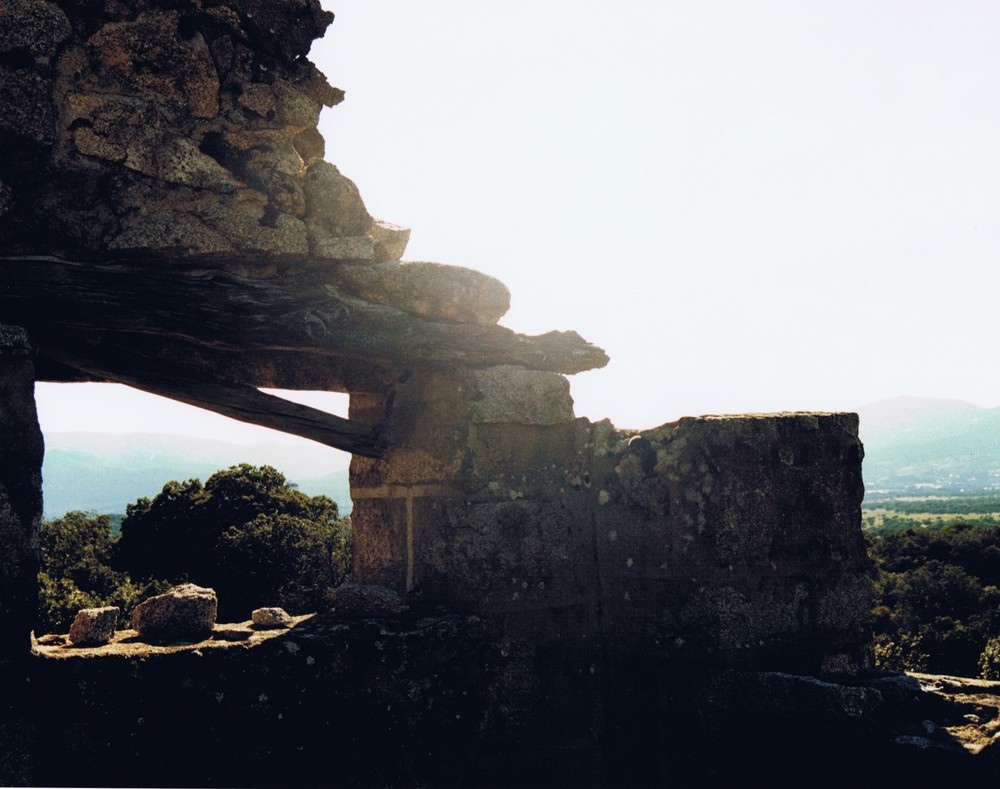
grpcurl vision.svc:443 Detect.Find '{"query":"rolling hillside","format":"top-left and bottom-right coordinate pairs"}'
top-left (40, 397), bottom-right (1000, 518)
top-left (42, 432), bottom-right (351, 518)
top-left (857, 396), bottom-right (1000, 497)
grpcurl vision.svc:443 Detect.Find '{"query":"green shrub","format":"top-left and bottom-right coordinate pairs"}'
top-left (980, 636), bottom-right (1000, 680)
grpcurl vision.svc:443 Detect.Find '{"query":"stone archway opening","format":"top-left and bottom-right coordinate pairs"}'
top-left (32, 381), bottom-right (358, 635)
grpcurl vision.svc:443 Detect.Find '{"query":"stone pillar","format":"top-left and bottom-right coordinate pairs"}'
top-left (349, 364), bottom-right (590, 607)
top-left (0, 324), bottom-right (43, 786)
top-left (0, 325), bottom-right (42, 658)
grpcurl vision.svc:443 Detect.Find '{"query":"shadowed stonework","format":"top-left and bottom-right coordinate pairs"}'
top-left (0, 1), bottom-right (996, 785)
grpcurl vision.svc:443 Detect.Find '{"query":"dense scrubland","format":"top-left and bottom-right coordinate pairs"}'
top-left (38, 464), bottom-right (351, 633)
top-left (865, 495), bottom-right (1000, 679)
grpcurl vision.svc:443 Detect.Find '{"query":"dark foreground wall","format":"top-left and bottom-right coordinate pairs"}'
top-left (31, 612), bottom-right (1000, 788)
top-left (0, 325), bottom-right (42, 786)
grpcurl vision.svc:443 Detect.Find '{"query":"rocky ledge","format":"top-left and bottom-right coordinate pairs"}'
top-left (33, 614), bottom-right (314, 660)
top-left (26, 609), bottom-right (1000, 787)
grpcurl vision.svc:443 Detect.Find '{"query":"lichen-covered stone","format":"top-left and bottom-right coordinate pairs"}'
top-left (0, 66), bottom-right (55, 143)
top-left (132, 584), bottom-right (217, 642)
top-left (352, 404), bottom-right (872, 676)
top-left (468, 366), bottom-right (573, 425)
top-left (87, 11), bottom-right (219, 119)
top-left (0, 182), bottom-right (13, 218)
top-left (68, 606), bottom-right (119, 646)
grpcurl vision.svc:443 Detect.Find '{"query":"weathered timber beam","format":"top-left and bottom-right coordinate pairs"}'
top-left (0, 257), bottom-right (609, 375)
top-left (32, 331), bottom-right (397, 393)
top-left (43, 345), bottom-right (385, 457)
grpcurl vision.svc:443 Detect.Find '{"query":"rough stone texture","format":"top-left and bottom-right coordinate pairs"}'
top-left (324, 583), bottom-right (409, 618)
top-left (251, 607), bottom-right (292, 629)
top-left (68, 606), bottom-right (119, 646)
top-left (352, 370), bottom-right (872, 676)
top-left (27, 613), bottom-right (1000, 787)
top-left (132, 584), bottom-right (218, 643)
top-left (0, 325), bottom-right (43, 661)
top-left (0, 0), bottom-right (381, 263)
top-left (0, 323), bottom-right (42, 786)
top-left (0, 1), bottom-right (894, 784)
top-left (370, 219), bottom-right (411, 262)
top-left (337, 260), bottom-right (511, 326)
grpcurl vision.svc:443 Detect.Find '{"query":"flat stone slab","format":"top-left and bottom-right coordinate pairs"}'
top-left (32, 615), bottom-right (314, 660)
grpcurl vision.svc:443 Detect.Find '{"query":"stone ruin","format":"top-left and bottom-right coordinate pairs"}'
top-left (1, 2), bottom-right (997, 786)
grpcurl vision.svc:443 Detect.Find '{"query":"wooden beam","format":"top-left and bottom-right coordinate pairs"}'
top-left (43, 345), bottom-right (385, 458)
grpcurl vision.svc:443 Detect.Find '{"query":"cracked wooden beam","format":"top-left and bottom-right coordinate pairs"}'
top-left (41, 344), bottom-right (385, 457)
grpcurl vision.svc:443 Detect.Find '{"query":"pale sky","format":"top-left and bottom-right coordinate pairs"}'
top-left (36, 0), bottom-right (1000, 443)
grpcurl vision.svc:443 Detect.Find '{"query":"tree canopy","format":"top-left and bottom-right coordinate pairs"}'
top-left (38, 511), bottom-right (154, 634)
top-left (113, 464), bottom-right (351, 620)
top-left (39, 464), bottom-right (352, 633)
top-left (869, 522), bottom-right (1000, 677)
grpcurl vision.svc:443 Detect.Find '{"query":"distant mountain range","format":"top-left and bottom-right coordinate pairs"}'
top-left (42, 432), bottom-right (351, 519)
top-left (857, 396), bottom-right (1000, 497)
top-left (39, 397), bottom-right (1000, 518)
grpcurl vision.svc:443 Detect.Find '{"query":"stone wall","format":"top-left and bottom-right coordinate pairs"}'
top-left (0, 2), bottom-right (892, 785)
top-left (0, 326), bottom-right (43, 662)
top-left (350, 368), bottom-right (873, 676)
top-left (0, 325), bottom-right (43, 785)
top-left (28, 610), bottom-right (1000, 787)
top-left (0, 0), bottom-right (401, 264)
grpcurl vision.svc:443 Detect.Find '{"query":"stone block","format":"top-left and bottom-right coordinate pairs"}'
top-left (0, 0), bottom-right (71, 65)
top-left (468, 366), bottom-right (573, 424)
top-left (87, 11), bottom-right (219, 119)
top-left (251, 607), bottom-right (292, 629)
top-left (132, 584), bottom-right (217, 642)
top-left (311, 236), bottom-right (374, 260)
top-left (303, 160), bottom-right (372, 239)
top-left (68, 606), bottom-right (119, 646)
top-left (325, 584), bottom-right (409, 617)
top-left (370, 219), bottom-right (410, 262)
top-left (337, 260), bottom-right (510, 325)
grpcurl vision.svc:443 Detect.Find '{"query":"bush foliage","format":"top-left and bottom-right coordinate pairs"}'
top-left (39, 464), bottom-right (352, 632)
top-left (38, 511), bottom-right (163, 634)
top-left (869, 522), bottom-right (1000, 678)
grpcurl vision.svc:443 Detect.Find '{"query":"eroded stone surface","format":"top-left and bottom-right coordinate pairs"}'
top-left (337, 261), bottom-right (511, 326)
top-left (351, 391), bottom-right (871, 676)
top-left (325, 584), bottom-right (409, 618)
top-left (251, 607), bottom-right (292, 629)
top-left (28, 611), bottom-right (1000, 787)
top-left (0, 0), bottom-right (382, 263)
top-left (132, 584), bottom-right (218, 642)
top-left (67, 606), bottom-right (119, 646)
top-left (0, 324), bottom-right (42, 662)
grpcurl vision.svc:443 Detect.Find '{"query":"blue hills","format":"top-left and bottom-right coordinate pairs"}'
top-left (857, 396), bottom-right (1000, 497)
top-left (40, 396), bottom-right (1000, 519)
top-left (42, 432), bottom-right (351, 519)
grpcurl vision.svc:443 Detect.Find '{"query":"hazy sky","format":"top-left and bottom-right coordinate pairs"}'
top-left (36, 0), bottom-right (1000, 443)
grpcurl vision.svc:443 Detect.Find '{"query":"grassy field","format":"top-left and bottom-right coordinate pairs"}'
top-left (862, 495), bottom-right (1000, 535)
